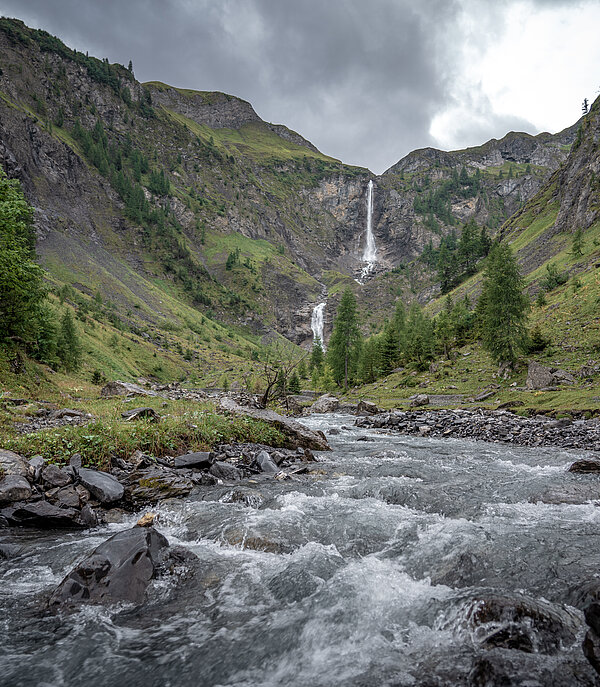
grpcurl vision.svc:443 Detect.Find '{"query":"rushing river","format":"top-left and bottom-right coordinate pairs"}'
top-left (2, 414), bottom-right (600, 686)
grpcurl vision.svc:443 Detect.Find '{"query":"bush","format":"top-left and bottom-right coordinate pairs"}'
top-left (540, 263), bottom-right (568, 292)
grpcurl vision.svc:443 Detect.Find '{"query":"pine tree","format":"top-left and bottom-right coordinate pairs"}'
top-left (404, 304), bottom-right (435, 366)
top-left (357, 336), bottom-right (381, 383)
top-left (0, 168), bottom-right (47, 343)
top-left (56, 309), bottom-right (81, 371)
top-left (571, 227), bottom-right (585, 257)
top-left (310, 336), bottom-right (324, 371)
top-left (479, 242), bottom-right (529, 365)
top-left (288, 371), bottom-right (301, 394)
top-left (327, 288), bottom-right (361, 389)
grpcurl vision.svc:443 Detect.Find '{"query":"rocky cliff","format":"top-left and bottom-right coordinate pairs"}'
top-left (0, 17), bottom-right (585, 350)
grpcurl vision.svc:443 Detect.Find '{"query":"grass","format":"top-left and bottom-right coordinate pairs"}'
top-left (3, 399), bottom-right (286, 469)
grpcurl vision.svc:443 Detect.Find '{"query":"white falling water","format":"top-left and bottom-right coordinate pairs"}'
top-left (359, 180), bottom-right (377, 281)
top-left (311, 302), bottom-right (326, 350)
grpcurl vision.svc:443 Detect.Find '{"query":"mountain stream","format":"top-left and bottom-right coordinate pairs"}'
top-left (1, 413), bottom-right (599, 686)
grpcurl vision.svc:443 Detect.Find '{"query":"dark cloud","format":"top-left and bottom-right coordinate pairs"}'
top-left (0, 0), bottom-right (584, 172)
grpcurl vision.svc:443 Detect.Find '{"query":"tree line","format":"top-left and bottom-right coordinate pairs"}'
top-left (0, 169), bottom-right (81, 371)
top-left (306, 241), bottom-right (530, 392)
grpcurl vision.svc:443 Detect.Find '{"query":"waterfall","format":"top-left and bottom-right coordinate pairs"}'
top-left (359, 180), bottom-right (377, 281)
top-left (311, 302), bottom-right (326, 350)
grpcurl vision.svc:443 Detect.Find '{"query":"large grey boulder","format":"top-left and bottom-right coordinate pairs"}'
top-left (0, 449), bottom-right (30, 478)
top-left (78, 468), bottom-right (124, 503)
top-left (255, 450), bottom-right (279, 474)
top-left (219, 398), bottom-right (330, 451)
top-left (209, 461), bottom-right (244, 481)
top-left (0, 475), bottom-right (32, 504)
top-left (125, 467), bottom-right (197, 505)
top-left (174, 451), bottom-right (214, 470)
top-left (0, 500), bottom-right (96, 528)
top-left (526, 361), bottom-right (576, 390)
top-left (41, 464), bottom-right (72, 489)
top-left (410, 394), bottom-right (430, 408)
top-left (309, 394), bottom-right (340, 414)
top-left (49, 526), bottom-right (169, 607)
top-left (356, 400), bottom-right (380, 416)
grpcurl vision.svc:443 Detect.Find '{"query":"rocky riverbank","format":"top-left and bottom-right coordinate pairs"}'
top-left (0, 441), bottom-right (321, 531)
top-left (355, 408), bottom-right (600, 452)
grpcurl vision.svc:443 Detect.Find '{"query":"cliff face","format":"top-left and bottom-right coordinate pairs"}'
top-left (0, 19), bottom-right (373, 344)
top-left (374, 126), bottom-right (578, 265)
top-left (0, 18), bottom-right (585, 348)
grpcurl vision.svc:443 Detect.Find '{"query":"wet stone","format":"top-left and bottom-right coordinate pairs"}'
top-left (78, 468), bottom-right (124, 503)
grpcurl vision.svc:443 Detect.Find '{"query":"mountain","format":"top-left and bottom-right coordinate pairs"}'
top-left (0, 17), bottom-right (587, 390)
top-left (372, 124), bottom-right (579, 266)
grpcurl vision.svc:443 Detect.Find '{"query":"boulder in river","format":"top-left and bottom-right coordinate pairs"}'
top-left (584, 602), bottom-right (600, 676)
top-left (567, 459), bottom-right (600, 474)
top-left (0, 500), bottom-right (96, 528)
top-left (78, 468), bottom-right (124, 503)
top-left (309, 394), bottom-right (340, 414)
top-left (49, 525), bottom-right (169, 607)
top-left (219, 398), bottom-right (330, 451)
top-left (410, 394), bottom-right (429, 407)
top-left (355, 400), bottom-right (380, 416)
top-left (255, 450), bottom-right (279, 474)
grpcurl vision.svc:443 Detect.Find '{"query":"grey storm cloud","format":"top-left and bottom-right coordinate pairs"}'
top-left (0, 0), bottom-right (584, 172)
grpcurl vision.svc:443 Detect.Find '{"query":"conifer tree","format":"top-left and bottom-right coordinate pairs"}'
top-left (310, 336), bottom-right (324, 371)
top-left (288, 371), bottom-right (301, 394)
top-left (0, 168), bottom-right (47, 343)
top-left (479, 242), bottom-right (529, 365)
top-left (327, 288), bottom-right (361, 389)
top-left (56, 309), bottom-right (81, 371)
top-left (571, 227), bottom-right (585, 257)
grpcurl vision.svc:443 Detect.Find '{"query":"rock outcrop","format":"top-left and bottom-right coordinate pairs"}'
top-left (219, 398), bottom-right (330, 451)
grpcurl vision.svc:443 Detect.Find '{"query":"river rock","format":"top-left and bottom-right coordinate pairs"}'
top-left (174, 451), bottom-right (214, 470)
top-left (410, 394), bottom-right (429, 407)
top-left (78, 468), bottom-right (124, 503)
top-left (356, 400), bottom-right (380, 416)
top-left (210, 461), bottom-right (244, 481)
top-left (219, 398), bottom-right (330, 451)
top-left (0, 500), bottom-right (92, 528)
top-left (121, 407), bottom-right (160, 422)
top-left (46, 485), bottom-right (81, 509)
top-left (49, 525), bottom-right (169, 607)
top-left (568, 459), bottom-right (600, 473)
top-left (28, 455), bottom-right (45, 482)
top-left (0, 475), bottom-right (32, 504)
top-left (126, 467), bottom-right (196, 505)
top-left (100, 380), bottom-right (159, 398)
top-left (584, 602), bottom-right (600, 676)
top-left (309, 394), bottom-right (340, 414)
top-left (0, 449), bottom-right (30, 478)
top-left (255, 450), bottom-right (279, 474)
top-left (41, 464), bottom-right (72, 489)
top-left (467, 593), bottom-right (579, 654)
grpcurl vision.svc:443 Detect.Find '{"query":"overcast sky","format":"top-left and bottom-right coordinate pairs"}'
top-left (2, 0), bottom-right (599, 173)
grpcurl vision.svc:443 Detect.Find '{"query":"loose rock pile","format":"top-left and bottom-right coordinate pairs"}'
top-left (0, 441), bottom-right (320, 529)
top-left (356, 409), bottom-right (600, 451)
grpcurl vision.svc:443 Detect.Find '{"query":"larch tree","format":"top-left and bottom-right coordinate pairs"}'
top-left (479, 242), bottom-right (529, 366)
top-left (327, 288), bottom-right (362, 389)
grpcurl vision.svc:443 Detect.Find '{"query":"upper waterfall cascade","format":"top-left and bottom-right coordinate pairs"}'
top-left (359, 180), bottom-right (377, 282)
top-left (311, 302), bottom-right (326, 350)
